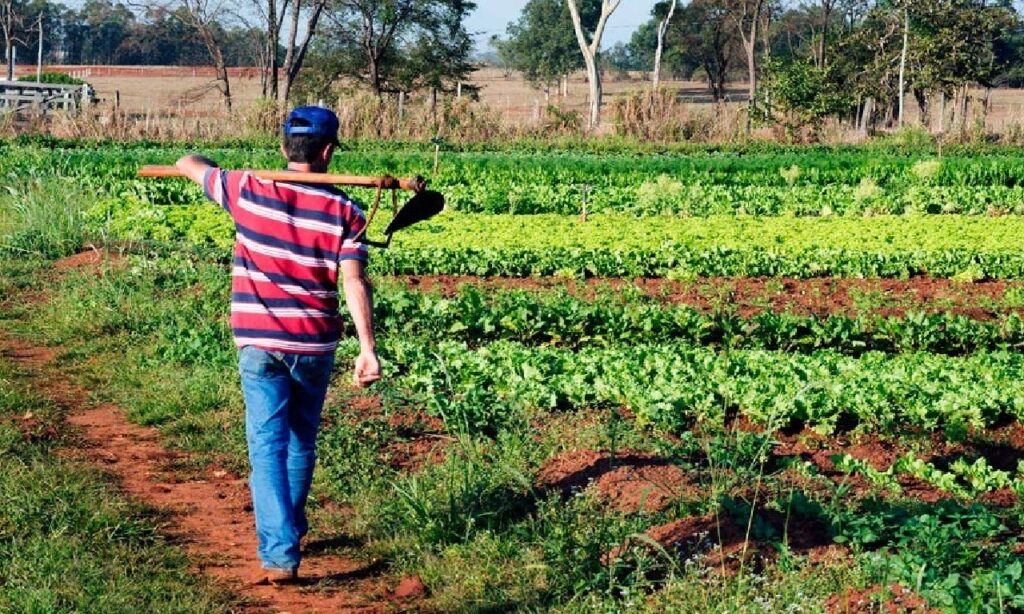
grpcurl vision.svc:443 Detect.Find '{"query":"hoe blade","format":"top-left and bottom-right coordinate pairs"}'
top-left (385, 190), bottom-right (445, 235)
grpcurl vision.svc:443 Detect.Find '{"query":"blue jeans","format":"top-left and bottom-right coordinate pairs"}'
top-left (238, 346), bottom-right (335, 572)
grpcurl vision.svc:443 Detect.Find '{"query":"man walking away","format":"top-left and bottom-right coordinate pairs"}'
top-left (175, 106), bottom-right (381, 585)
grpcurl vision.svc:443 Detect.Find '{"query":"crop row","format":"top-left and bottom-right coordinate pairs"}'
top-left (11, 142), bottom-right (1024, 186)
top-left (13, 143), bottom-right (1024, 216)
top-left (88, 202), bottom-right (1024, 280)
top-left (385, 338), bottom-right (1024, 436)
top-left (372, 283), bottom-right (1024, 355)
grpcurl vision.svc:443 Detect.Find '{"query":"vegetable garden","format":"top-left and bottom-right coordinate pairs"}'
top-left (3, 138), bottom-right (1024, 611)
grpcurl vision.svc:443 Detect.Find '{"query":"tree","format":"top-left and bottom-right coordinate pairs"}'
top-left (832, 0), bottom-right (1014, 129)
top-left (398, 0), bottom-right (476, 97)
top-left (318, 0), bottom-right (476, 97)
top-left (729, 0), bottom-right (765, 112)
top-left (177, 0), bottom-right (234, 110)
top-left (652, 0), bottom-right (677, 89)
top-left (492, 0), bottom-right (592, 94)
top-left (676, 0), bottom-right (740, 101)
top-left (1, 0), bottom-right (22, 80)
top-left (566, 0), bottom-right (621, 128)
top-left (277, 0), bottom-right (327, 104)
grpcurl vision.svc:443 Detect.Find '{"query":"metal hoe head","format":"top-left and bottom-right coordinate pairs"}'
top-left (362, 189), bottom-right (445, 248)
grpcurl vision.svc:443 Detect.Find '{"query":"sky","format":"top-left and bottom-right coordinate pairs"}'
top-left (467, 1), bottom-right (658, 51)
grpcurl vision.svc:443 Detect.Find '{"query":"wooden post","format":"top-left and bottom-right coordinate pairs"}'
top-left (456, 82), bottom-right (462, 99)
top-left (533, 98), bottom-right (540, 123)
top-left (114, 90), bottom-right (120, 111)
top-left (398, 91), bottom-right (405, 120)
top-left (433, 143), bottom-right (440, 175)
top-left (579, 184), bottom-right (589, 223)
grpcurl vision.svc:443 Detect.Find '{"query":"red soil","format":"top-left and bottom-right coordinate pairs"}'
top-left (536, 449), bottom-right (697, 513)
top-left (0, 338), bottom-right (410, 613)
top-left (397, 275), bottom-right (1022, 319)
top-left (617, 510), bottom-right (844, 573)
top-left (52, 248), bottom-right (124, 271)
top-left (825, 584), bottom-right (938, 614)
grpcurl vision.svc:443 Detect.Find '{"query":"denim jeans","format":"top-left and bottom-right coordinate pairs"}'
top-left (238, 345), bottom-right (335, 572)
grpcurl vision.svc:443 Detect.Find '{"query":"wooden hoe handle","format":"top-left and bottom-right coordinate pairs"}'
top-left (138, 165), bottom-right (426, 192)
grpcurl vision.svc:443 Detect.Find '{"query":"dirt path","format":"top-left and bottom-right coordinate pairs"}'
top-left (0, 337), bottom-right (412, 614)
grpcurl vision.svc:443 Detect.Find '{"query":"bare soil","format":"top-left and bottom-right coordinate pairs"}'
top-left (51, 247), bottom-right (125, 271)
top-left (825, 583), bottom-right (939, 614)
top-left (397, 275), bottom-right (1024, 320)
top-left (618, 510), bottom-right (845, 574)
top-left (536, 449), bottom-right (698, 513)
top-left (0, 337), bottom-right (415, 613)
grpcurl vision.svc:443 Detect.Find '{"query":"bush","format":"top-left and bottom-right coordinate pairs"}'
top-left (35, 71), bottom-right (86, 86)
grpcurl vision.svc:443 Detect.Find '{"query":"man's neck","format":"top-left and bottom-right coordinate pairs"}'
top-left (287, 162), bottom-right (327, 173)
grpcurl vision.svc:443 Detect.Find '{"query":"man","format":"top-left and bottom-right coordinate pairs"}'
top-left (175, 106), bottom-right (381, 585)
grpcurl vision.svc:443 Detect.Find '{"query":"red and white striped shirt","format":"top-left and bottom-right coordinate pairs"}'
top-left (204, 168), bottom-right (368, 355)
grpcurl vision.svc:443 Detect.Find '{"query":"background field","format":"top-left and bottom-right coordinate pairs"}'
top-left (14, 64), bottom-right (1024, 137)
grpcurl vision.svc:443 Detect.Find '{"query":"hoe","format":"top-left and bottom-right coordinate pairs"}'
top-left (137, 165), bottom-right (445, 248)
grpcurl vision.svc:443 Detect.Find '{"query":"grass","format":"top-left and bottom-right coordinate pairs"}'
top-left (0, 176), bottom-right (98, 259)
top-left (0, 357), bottom-right (236, 613)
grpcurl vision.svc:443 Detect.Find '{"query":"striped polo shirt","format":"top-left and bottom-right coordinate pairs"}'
top-left (204, 168), bottom-right (368, 355)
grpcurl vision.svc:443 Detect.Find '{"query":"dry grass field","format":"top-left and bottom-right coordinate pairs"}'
top-left (10, 64), bottom-right (1024, 138)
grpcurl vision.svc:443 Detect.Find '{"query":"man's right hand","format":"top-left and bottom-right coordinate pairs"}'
top-left (353, 350), bottom-right (381, 387)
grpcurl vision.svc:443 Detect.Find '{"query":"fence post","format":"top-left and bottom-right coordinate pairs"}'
top-left (398, 91), bottom-right (405, 120)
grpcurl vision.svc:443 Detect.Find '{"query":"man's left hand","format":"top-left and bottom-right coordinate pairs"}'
top-left (353, 350), bottom-right (381, 387)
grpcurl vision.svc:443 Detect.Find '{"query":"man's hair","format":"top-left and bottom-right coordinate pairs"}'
top-left (283, 118), bottom-right (336, 163)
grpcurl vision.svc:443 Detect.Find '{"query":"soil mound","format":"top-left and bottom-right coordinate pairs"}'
top-left (536, 449), bottom-right (693, 512)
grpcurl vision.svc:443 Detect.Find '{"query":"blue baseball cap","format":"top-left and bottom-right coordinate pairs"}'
top-left (283, 106), bottom-right (340, 141)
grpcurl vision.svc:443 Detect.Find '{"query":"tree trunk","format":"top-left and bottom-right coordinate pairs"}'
top-left (278, 0), bottom-right (301, 105)
top-left (653, 1), bottom-right (676, 90)
top-left (566, 0), bottom-right (622, 129)
top-left (860, 96), bottom-right (874, 135)
top-left (583, 53), bottom-right (600, 128)
top-left (913, 88), bottom-right (928, 127)
top-left (734, 0), bottom-right (764, 131)
top-left (214, 47), bottom-right (232, 112)
top-left (897, 7), bottom-right (908, 127)
top-left (266, 0), bottom-right (279, 99)
top-left (818, 0), bottom-right (832, 68)
top-left (937, 90), bottom-right (946, 134)
top-left (3, 32), bottom-right (12, 81)
top-left (279, 0), bottom-right (326, 104)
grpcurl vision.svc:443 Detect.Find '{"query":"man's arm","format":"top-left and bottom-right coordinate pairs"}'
top-left (175, 154), bottom-right (217, 186)
top-left (341, 258), bottom-right (381, 387)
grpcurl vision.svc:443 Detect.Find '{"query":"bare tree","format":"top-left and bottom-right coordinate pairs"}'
top-left (278, 0), bottom-right (328, 104)
top-left (232, 0), bottom-right (285, 97)
top-left (566, 0), bottom-right (622, 128)
top-left (653, 0), bottom-right (677, 90)
top-left (182, 0), bottom-right (233, 111)
top-left (135, 0), bottom-right (235, 110)
top-left (1, 0), bottom-right (21, 81)
top-left (729, 0), bottom-right (765, 112)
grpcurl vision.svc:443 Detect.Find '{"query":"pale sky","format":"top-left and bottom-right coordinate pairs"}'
top-left (468, 1), bottom-right (658, 51)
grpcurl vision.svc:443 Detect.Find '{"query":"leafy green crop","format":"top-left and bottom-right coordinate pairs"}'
top-left (13, 143), bottom-right (1024, 216)
top-left (371, 283), bottom-right (1024, 355)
